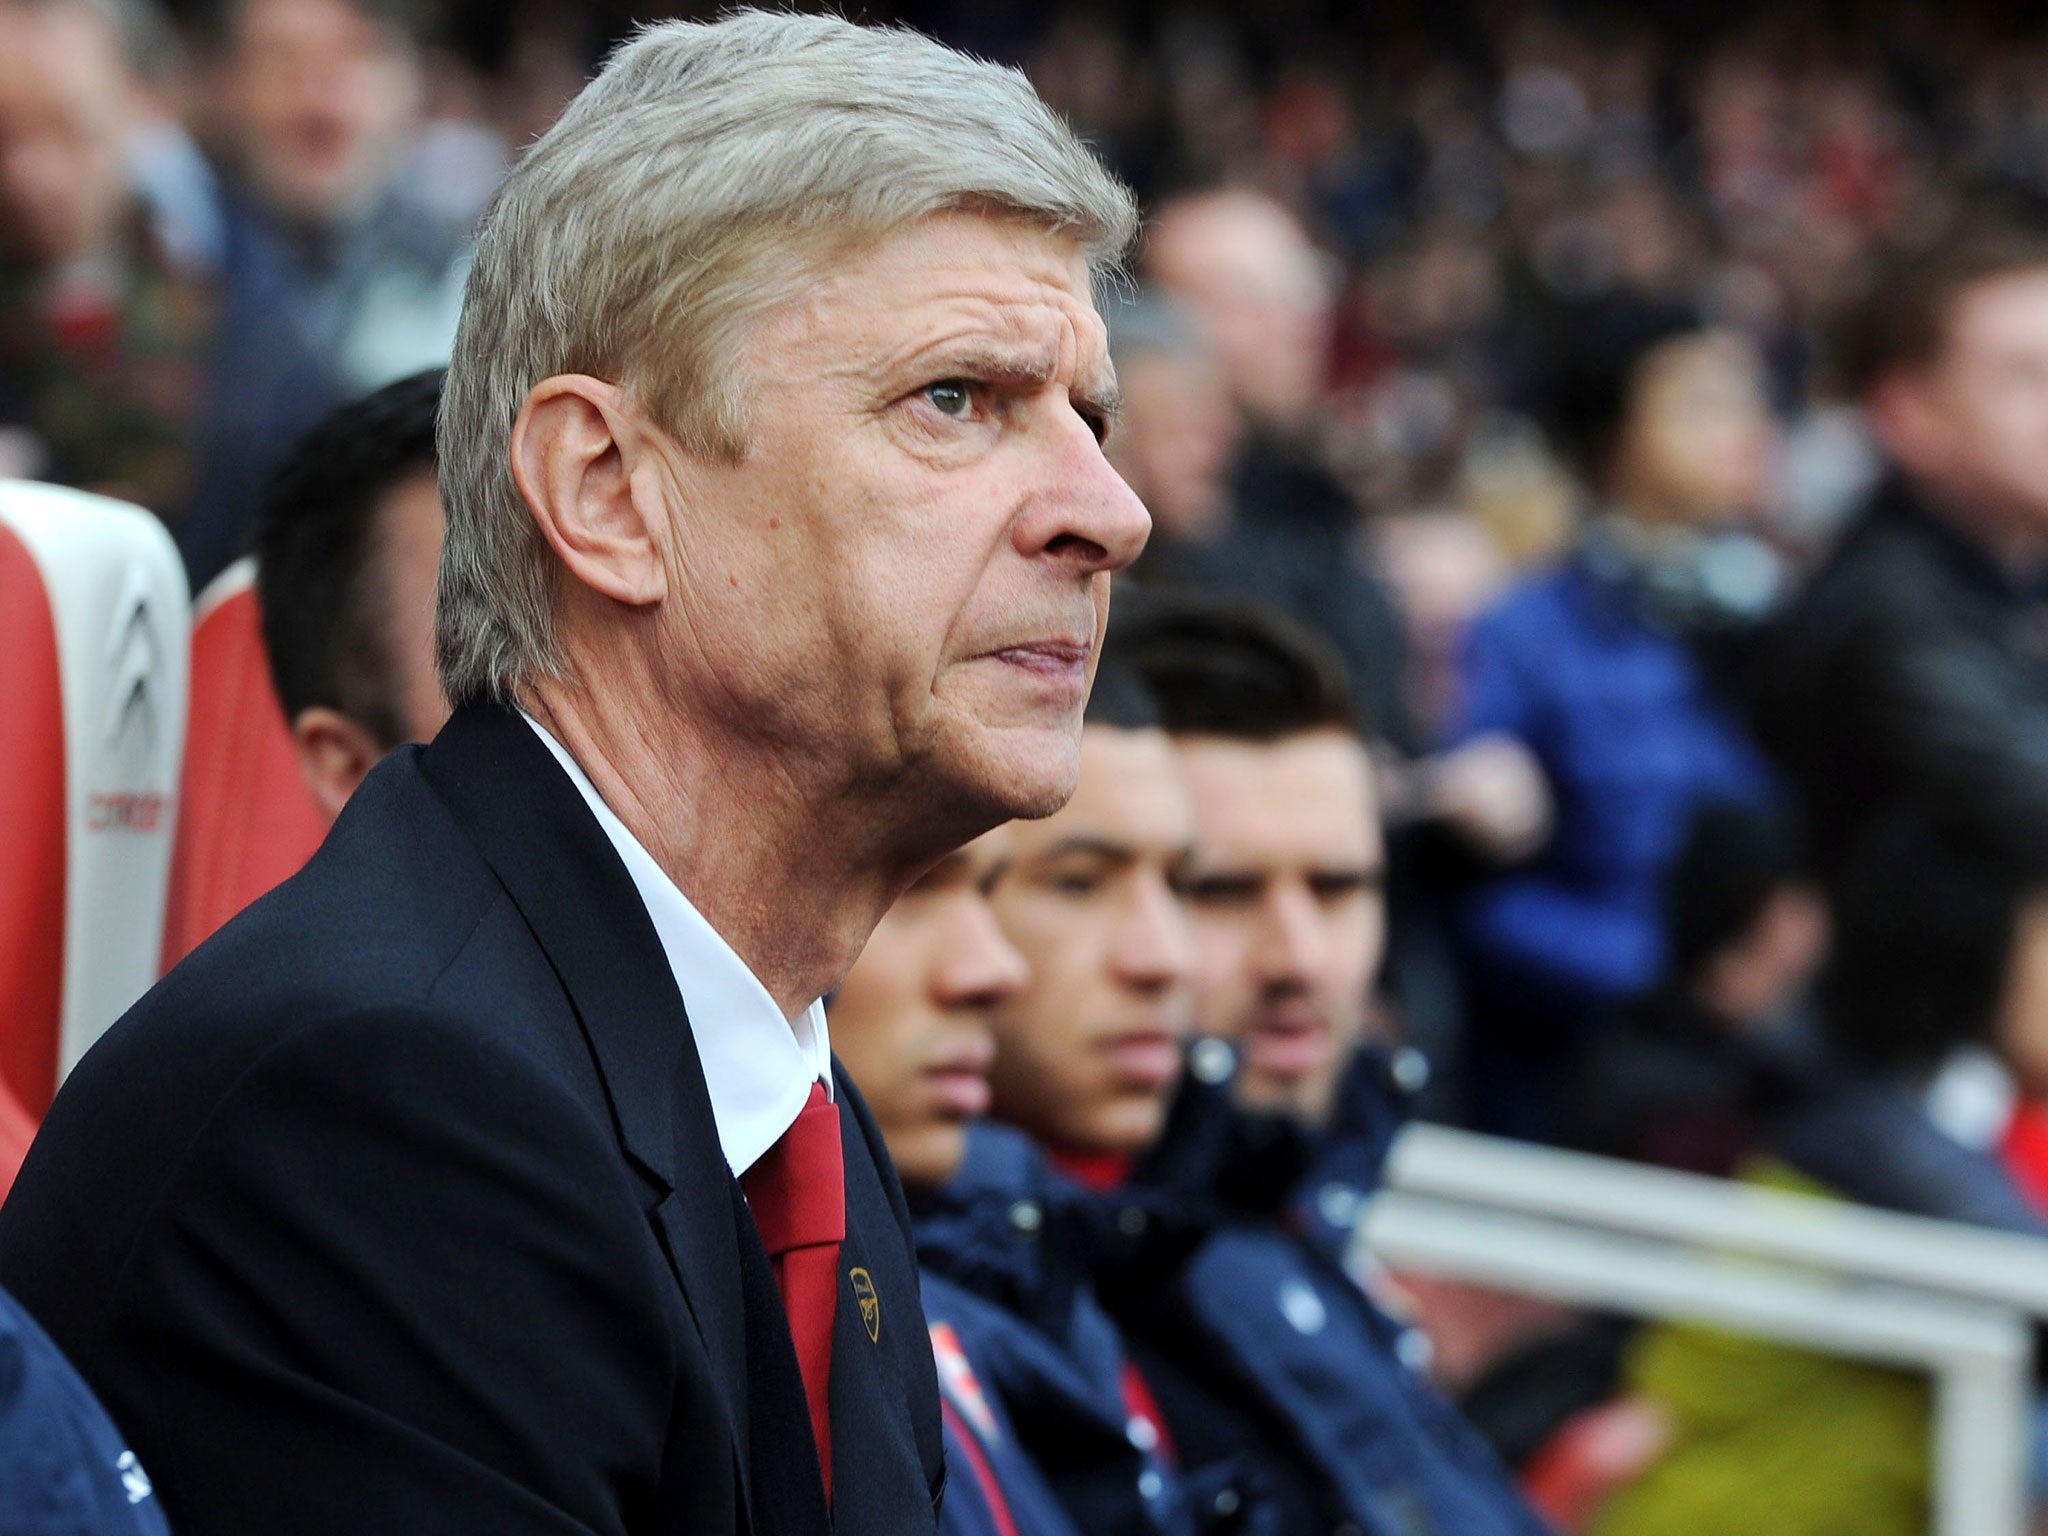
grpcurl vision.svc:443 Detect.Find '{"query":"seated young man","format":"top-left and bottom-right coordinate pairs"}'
top-left (878, 667), bottom-right (1266, 1536)
top-left (1100, 594), bottom-right (1551, 1536)
top-left (254, 367), bottom-right (450, 822)
top-left (827, 740), bottom-right (1258, 1536)
top-left (826, 827), bottom-right (1087, 1536)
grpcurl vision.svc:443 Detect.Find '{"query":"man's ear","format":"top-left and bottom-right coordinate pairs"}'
top-left (1865, 372), bottom-right (1940, 474)
top-left (510, 375), bottom-right (670, 608)
top-left (292, 707), bottom-right (391, 825)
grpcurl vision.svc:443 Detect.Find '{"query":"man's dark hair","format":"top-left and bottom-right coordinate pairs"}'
top-left (1664, 801), bottom-right (1807, 981)
top-left (255, 369), bottom-right (442, 749)
top-left (1822, 806), bottom-right (2048, 1076)
top-left (1833, 214), bottom-right (2048, 398)
top-left (1109, 589), bottom-right (1358, 742)
top-left (1083, 661), bottom-right (1162, 731)
top-left (1523, 296), bottom-right (1704, 486)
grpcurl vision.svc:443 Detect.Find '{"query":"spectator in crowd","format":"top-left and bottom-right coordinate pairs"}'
top-left (1594, 806), bottom-right (2048, 1536)
top-left (179, 0), bottom-right (467, 586)
top-left (825, 826), bottom-right (1094, 1536)
top-left (1139, 194), bottom-right (1412, 748)
top-left (913, 668), bottom-right (1258, 1536)
top-left (0, 1283), bottom-right (169, 1536)
top-left (1823, 809), bottom-right (2048, 1157)
top-left (1755, 219), bottom-right (2048, 881)
top-left (254, 365), bottom-right (447, 822)
top-left (1114, 592), bottom-right (1553, 1536)
top-left (1108, 289), bottom-right (1548, 1117)
top-left (1562, 802), bottom-right (1829, 1178)
top-left (0, 0), bottom-right (214, 520)
top-left (1444, 297), bottom-right (1781, 1138)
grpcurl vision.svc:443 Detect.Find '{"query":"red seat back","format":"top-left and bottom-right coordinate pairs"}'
top-left (160, 559), bottom-right (327, 972)
top-left (0, 519), bottom-right (69, 1126)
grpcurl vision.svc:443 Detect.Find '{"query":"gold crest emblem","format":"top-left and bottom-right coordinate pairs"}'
top-left (850, 1267), bottom-right (880, 1342)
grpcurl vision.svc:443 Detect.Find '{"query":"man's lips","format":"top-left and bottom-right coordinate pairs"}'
top-left (923, 1038), bottom-right (996, 1118)
top-left (923, 1065), bottom-right (992, 1118)
top-left (1243, 1007), bottom-right (1336, 1080)
top-left (985, 638), bottom-right (1092, 684)
top-left (1097, 1027), bottom-right (1184, 1089)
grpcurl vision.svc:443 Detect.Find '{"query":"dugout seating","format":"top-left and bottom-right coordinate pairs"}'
top-left (0, 483), bottom-right (188, 1199)
top-left (159, 558), bottom-right (326, 972)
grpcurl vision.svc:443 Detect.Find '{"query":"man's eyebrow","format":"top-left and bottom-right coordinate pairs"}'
top-left (1022, 835), bottom-right (1135, 865)
top-left (924, 343), bottom-right (1061, 387)
top-left (1078, 375), bottom-right (1122, 431)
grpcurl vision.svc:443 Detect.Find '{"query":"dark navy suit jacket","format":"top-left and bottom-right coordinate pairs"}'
top-left (0, 700), bottom-right (945, 1535)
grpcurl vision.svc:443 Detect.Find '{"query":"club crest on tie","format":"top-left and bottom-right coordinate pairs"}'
top-left (850, 1267), bottom-right (880, 1342)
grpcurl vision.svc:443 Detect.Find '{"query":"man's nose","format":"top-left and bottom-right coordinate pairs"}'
top-left (932, 899), bottom-right (1030, 1009)
top-left (1111, 872), bottom-right (1197, 995)
top-left (1012, 416), bottom-right (1152, 577)
top-left (1256, 882), bottom-right (1326, 990)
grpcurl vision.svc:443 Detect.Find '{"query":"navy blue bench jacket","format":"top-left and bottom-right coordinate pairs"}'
top-left (1110, 1051), bottom-right (1552, 1536)
top-left (0, 700), bottom-right (945, 1536)
top-left (0, 1282), bottom-right (170, 1536)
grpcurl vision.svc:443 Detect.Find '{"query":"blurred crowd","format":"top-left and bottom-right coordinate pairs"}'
top-left (16, 0), bottom-right (2048, 1533)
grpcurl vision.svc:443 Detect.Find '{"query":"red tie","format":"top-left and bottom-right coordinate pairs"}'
top-left (741, 1081), bottom-right (844, 1496)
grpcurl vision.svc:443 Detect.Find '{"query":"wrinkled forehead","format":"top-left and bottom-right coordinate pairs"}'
top-left (764, 210), bottom-right (1114, 387)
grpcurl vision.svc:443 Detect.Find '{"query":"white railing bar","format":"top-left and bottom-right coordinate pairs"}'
top-left (1361, 1192), bottom-right (2033, 1536)
top-left (1385, 1124), bottom-right (2048, 1316)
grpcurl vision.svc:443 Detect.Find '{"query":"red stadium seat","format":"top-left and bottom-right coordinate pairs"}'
top-left (160, 558), bottom-right (327, 972)
top-left (0, 483), bottom-right (187, 1197)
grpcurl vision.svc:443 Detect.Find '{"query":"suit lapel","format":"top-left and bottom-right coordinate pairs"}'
top-left (830, 1072), bottom-right (946, 1533)
top-left (420, 702), bottom-right (753, 1475)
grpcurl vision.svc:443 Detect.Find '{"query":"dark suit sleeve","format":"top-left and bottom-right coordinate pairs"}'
top-left (113, 1008), bottom-right (688, 1536)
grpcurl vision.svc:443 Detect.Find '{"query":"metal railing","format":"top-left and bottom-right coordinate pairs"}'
top-left (1359, 1125), bottom-right (2046, 1536)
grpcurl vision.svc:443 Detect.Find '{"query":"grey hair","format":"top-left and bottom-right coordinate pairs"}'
top-left (436, 9), bottom-right (1139, 706)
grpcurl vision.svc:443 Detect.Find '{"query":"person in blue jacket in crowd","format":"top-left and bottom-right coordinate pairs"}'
top-left (1, 1283), bottom-right (170, 1536)
top-left (824, 733), bottom-right (1266, 1536)
top-left (1443, 298), bottom-right (1783, 1138)
top-left (1105, 593), bottom-right (1552, 1536)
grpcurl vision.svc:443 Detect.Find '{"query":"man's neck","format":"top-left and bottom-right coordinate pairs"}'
top-left (524, 677), bottom-right (918, 1022)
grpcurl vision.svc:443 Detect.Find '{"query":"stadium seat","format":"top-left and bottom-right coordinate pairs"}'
top-left (160, 558), bottom-right (327, 972)
top-left (0, 483), bottom-right (188, 1197)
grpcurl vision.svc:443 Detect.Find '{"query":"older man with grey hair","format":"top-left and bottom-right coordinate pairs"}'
top-left (0, 13), bottom-right (1148, 1535)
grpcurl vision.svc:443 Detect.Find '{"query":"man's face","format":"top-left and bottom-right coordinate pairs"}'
top-left (1613, 331), bottom-right (1775, 527)
top-left (829, 828), bottom-right (1025, 1189)
top-left (1175, 730), bottom-right (1384, 1123)
top-left (0, 4), bottom-right (134, 266)
top-left (212, 0), bottom-right (418, 224)
top-left (649, 212), bottom-right (1151, 844)
top-left (986, 725), bottom-right (1196, 1155)
top-left (1108, 348), bottom-right (1240, 541)
top-left (1149, 194), bottom-right (1332, 431)
top-left (1877, 268), bottom-right (2048, 532)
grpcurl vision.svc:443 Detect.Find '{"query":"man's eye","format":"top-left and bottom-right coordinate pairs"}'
top-left (922, 380), bottom-right (976, 420)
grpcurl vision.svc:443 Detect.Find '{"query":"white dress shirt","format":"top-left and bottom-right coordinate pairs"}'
top-left (523, 714), bottom-right (831, 1177)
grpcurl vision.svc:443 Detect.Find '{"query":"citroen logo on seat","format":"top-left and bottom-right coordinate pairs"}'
top-left (102, 567), bottom-right (160, 757)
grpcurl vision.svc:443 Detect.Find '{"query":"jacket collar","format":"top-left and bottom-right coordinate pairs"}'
top-left (420, 698), bottom-right (706, 1193)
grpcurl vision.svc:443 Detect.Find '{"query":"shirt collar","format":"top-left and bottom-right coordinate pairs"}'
top-left (521, 713), bottom-right (831, 1176)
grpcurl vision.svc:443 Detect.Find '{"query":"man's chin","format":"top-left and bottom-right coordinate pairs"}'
top-left (955, 733), bottom-right (1082, 823)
